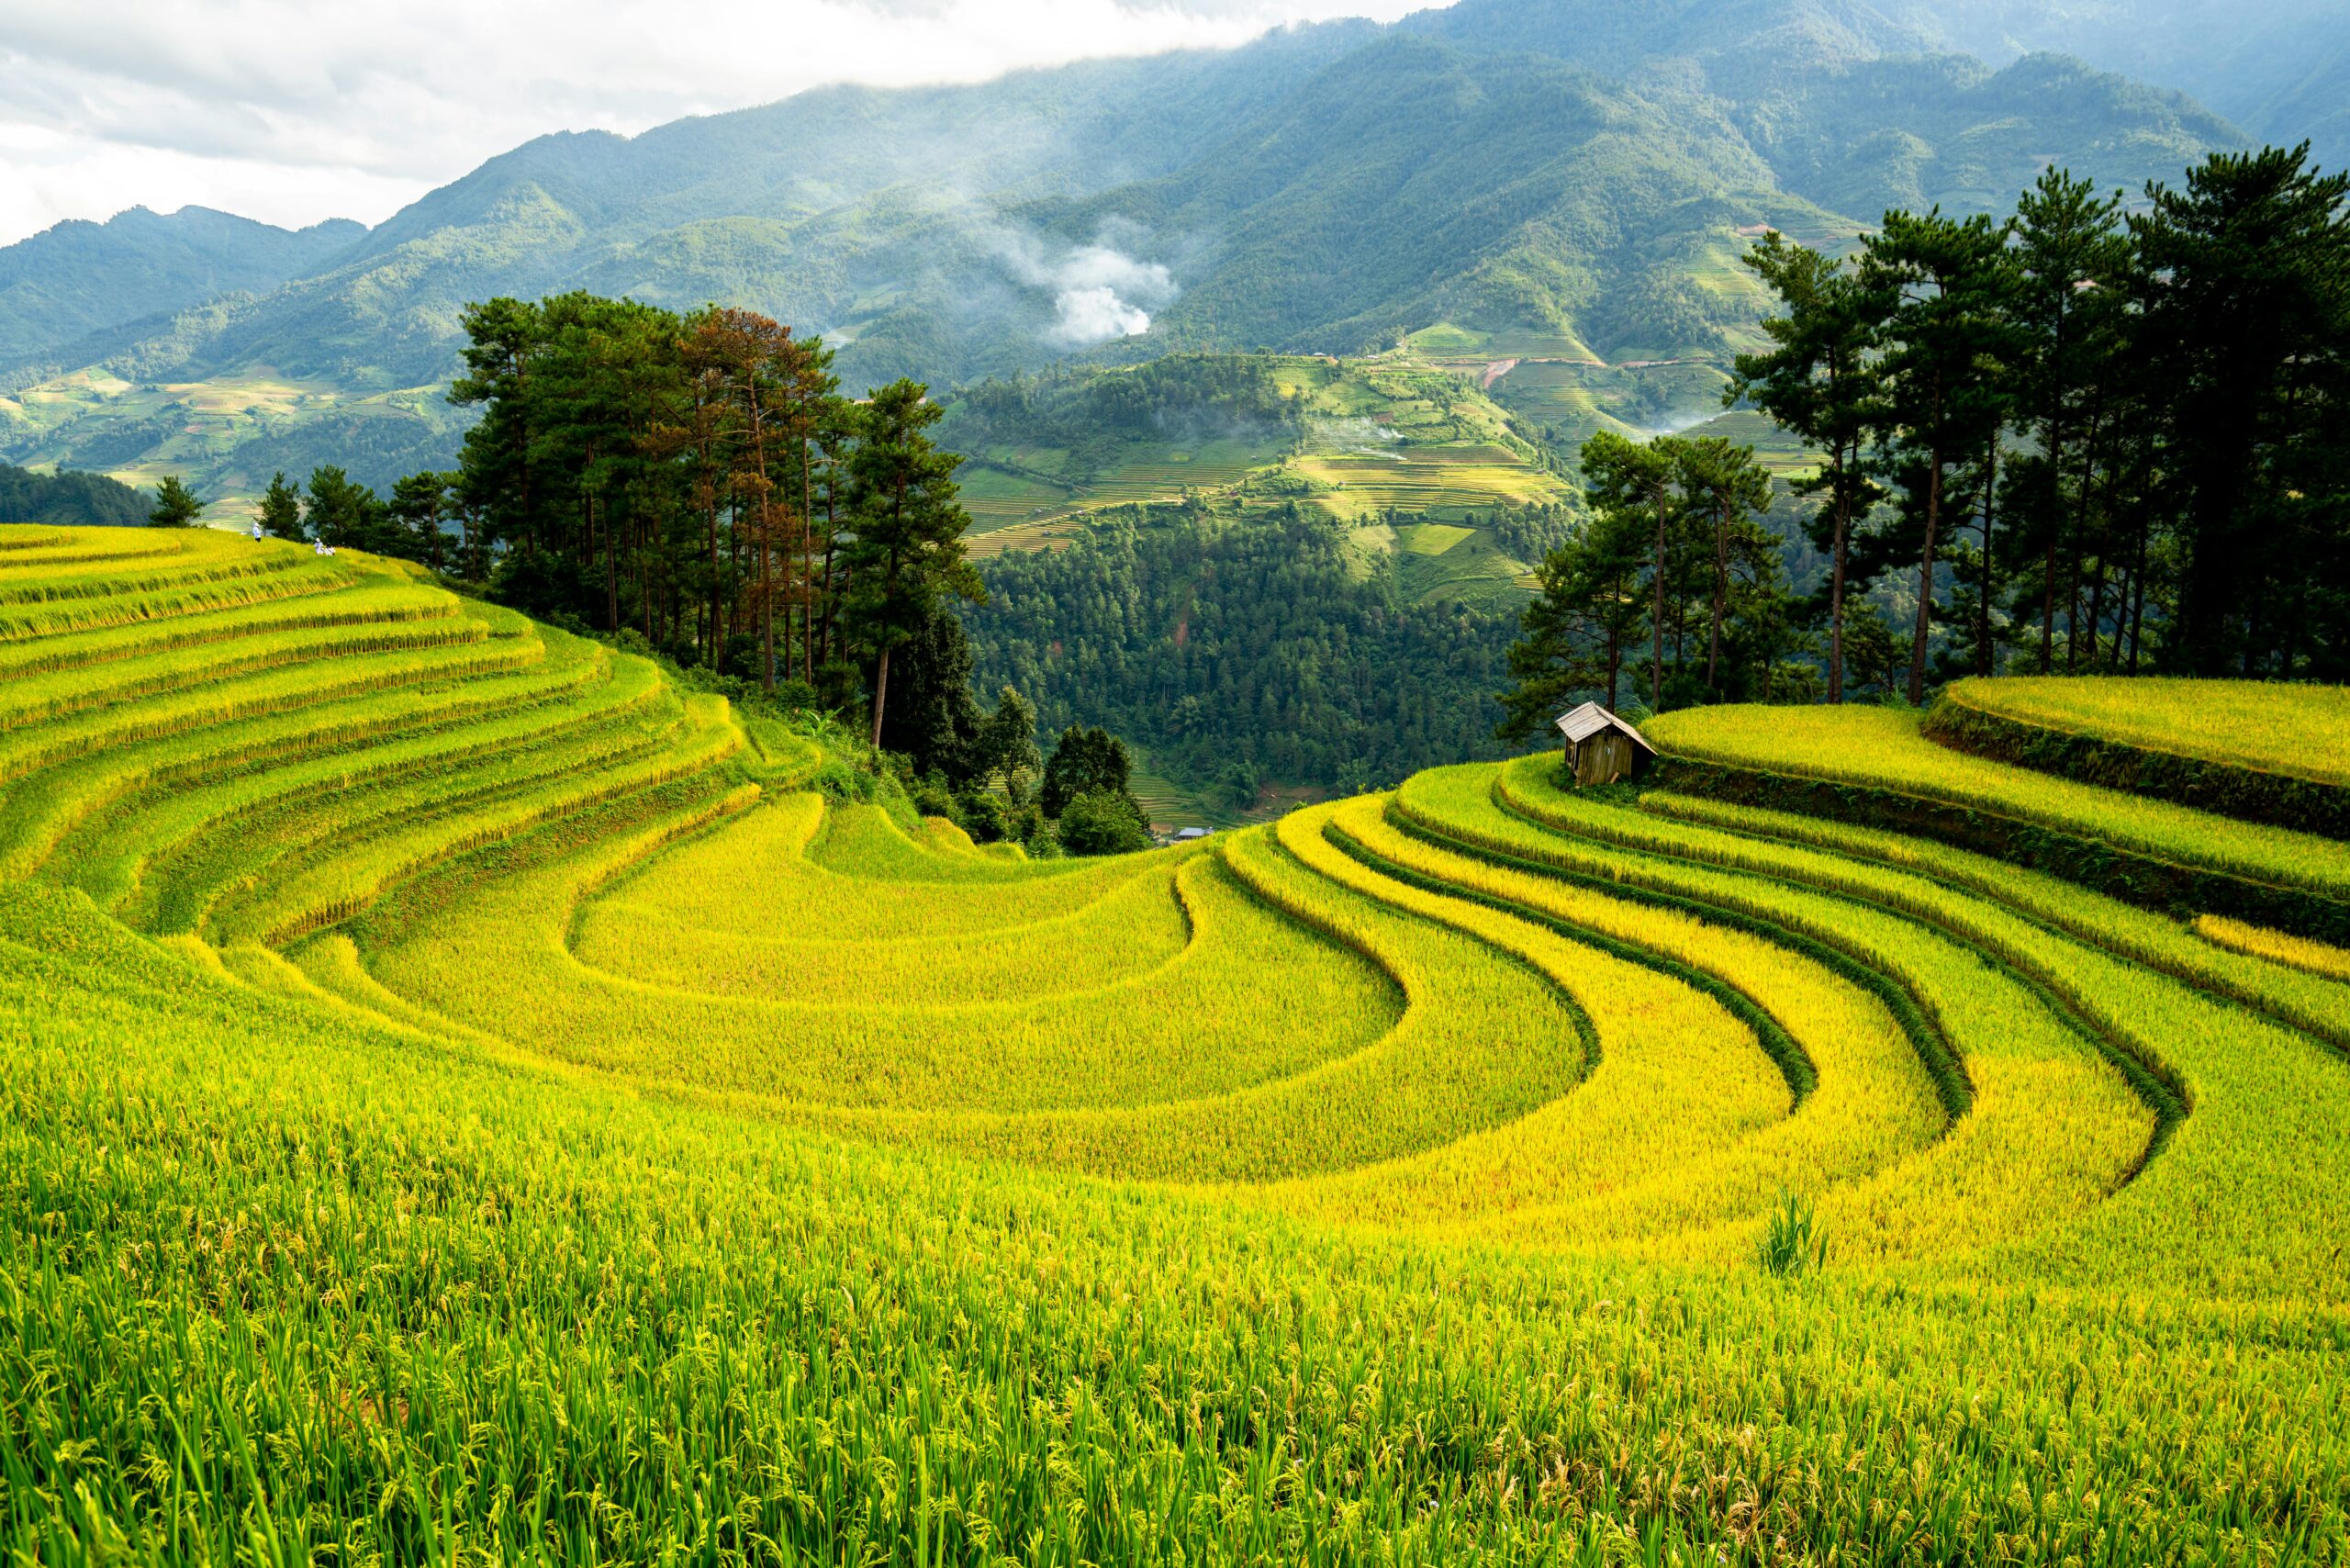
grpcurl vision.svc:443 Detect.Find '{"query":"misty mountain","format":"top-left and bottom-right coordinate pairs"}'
top-left (0, 207), bottom-right (364, 373)
top-left (1897, 0), bottom-right (2350, 169)
top-left (0, 0), bottom-right (2277, 500)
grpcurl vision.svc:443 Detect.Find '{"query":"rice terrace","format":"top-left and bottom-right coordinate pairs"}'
top-left (6, 0), bottom-right (2350, 1562)
top-left (1, 517), bottom-right (2346, 1562)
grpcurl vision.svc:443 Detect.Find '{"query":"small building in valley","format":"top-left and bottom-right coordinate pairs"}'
top-left (1554, 701), bottom-right (1657, 787)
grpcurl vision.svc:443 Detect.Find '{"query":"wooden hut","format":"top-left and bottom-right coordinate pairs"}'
top-left (1554, 701), bottom-right (1657, 787)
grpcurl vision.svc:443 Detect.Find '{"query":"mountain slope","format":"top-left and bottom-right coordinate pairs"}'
top-left (1054, 37), bottom-right (1794, 360)
top-left (1408, 0), bottom-right (2241, 215)
top-left (0, 207), bottom-right (364, 374)
top-left (1404, 0), bottom-right (1934, 85)
top-left (1899, 0), bottom-right (2350, 170)
top-left (40, 24), bottom-right (1379, 395)
top-left (0, 0), bottom-right (2254, 506)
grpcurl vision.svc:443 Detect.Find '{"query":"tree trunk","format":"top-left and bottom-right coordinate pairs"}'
top-left (1976, 437), bottom-right (2000, 678)
top-left (869, 644), bottom-right (890, 749)
top-left (605, 498), bottom-right (619, 633)
top-left (1706, 500), bottom-right (1728, 693)
top-left (1908, 443), bottom-right (1942, 707)
top-left (1651, 489), bottom-right (1668, 709)
top-left (1827, 448), bottom-right (1851, 704)
top-left (801, 434), bottom-right (818, 683)
top-left (2040, 529), bottom-right (2058, 673)
top-left (2085, 549), bottom-right (2109, 671)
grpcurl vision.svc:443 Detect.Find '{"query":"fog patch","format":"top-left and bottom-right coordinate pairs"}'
top-left (990, 222), bottom-right (1178, 349)
top-left (1311, 415), bottom-right (1404, 455)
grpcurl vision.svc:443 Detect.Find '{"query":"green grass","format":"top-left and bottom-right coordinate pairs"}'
top-left (1941, 676), bottom-right (2350, 785)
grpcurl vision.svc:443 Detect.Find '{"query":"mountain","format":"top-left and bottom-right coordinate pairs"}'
top-left (0, 0), bottom-right (2264, 508)
top-left (1897, 0), bottom-right (2350, 171)
top-left (8, 25), bottom-right (1377, 395)
top-left (1404, 0), bottom-right (1933, 83)
top-left (0, 207), bottom-right (364, 375)
top-left (1409, 0), bottom-right (2234, 215)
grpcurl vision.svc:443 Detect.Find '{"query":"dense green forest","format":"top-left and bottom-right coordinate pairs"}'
top-left (944, 356), bottom-right (1302, 454)
top-left (0, 461), bottom-right (148, 527)
top-left (967, 502), bottom-right (1517, 794)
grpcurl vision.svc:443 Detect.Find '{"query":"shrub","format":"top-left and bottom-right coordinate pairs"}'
top-left (1056, 788), bottom-right (1152, 857)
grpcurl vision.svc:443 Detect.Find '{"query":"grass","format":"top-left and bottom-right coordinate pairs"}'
top-left (2, 526), bottom-right (2349, 1561)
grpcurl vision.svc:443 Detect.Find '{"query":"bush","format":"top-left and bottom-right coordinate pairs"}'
top-left (1056, 789), bottom-right (1150, 857)
top-left (956, 789), bottom-right (1011, 843)
top-left (908, 770), bottom-right (959, 822)
top-left (810, 758), bottom-right (874, 802)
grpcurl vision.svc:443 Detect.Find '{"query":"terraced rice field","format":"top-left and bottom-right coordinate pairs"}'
top-left (958, 439), bottom-right (1281, 531)
top-left (1292, 445), bottom-right (1568, 521)
top-left (4, 527), bottom-right (2347, 1562)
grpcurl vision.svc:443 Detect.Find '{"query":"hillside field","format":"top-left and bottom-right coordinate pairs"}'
top-left (3, 526), bottom-right (2348, 1562)
top-left (944, 351), bottom-right (1576, 609)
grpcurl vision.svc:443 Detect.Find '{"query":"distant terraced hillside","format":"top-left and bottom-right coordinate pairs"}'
top-left (3, 527), bottom-right (2346, 1561)
top-left (946, 350), bottom-right (1578, 621)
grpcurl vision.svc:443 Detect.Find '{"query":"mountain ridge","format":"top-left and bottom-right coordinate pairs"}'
top-left (0, 0), bottom-right (2268, 509)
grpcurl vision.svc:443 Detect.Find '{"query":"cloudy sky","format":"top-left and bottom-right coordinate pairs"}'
top-left (0, 0), bottom-right (1440, 248)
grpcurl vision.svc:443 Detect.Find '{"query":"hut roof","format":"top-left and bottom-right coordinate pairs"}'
top-left (1554, 701), bottom-right (1657, 754)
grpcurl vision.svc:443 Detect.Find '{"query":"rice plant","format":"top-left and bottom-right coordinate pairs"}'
top-left (1, 526), bottom-right (2346, 1562)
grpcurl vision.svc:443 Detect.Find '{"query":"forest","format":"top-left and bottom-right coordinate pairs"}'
top-left (968, 501), bottom-right (1519, 796)
top-left (0, 460), bottom-right (147, 527)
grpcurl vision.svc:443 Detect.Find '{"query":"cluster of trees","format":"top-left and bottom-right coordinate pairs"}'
top-left (255, 289), bottom-right (1158, 855)
top-left (1495, 431), bottom-right (1801, 736)
top-left (0, 462), bottom-right (149, 529)
top-left (165, 466), bottom-right (482, 570)
top-left (424, 293), bottom-right (990, 746)
top-left (877, 618), bottom-right (1153, 856)
top-left (968, 500), bottom-right (1516, 793)
top-left (948, 355), bottom-right (1301, 450)
top-left (1505, 143), bottom-right (2350, 725)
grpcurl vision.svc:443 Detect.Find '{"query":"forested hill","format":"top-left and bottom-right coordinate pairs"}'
top-left (0, 463), bottom-right (149, 528)
top-left (0, 0), bottom-right (2246, 511)
top-left (0, 207), bottom-right (364, 373)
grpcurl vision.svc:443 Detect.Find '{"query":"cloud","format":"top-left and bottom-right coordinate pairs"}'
top-left (1050, 285), bottom-right (1155, 346)
top-left (987, 225), bottom-right (1181, 347)
top-left (0, 0), bottom-right (1444, 246)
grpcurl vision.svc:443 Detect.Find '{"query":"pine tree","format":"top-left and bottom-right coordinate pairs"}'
top-left (1729, 233), bottom-right (1884, 701)
top-left (843, 380), bottom-right (983, 747)
top-left (257, 472), bottom-right (305, 540)
top-left (147, 476), bottom-right (204, 529)
top-left (1862, 209), bottom-right (2016, 704)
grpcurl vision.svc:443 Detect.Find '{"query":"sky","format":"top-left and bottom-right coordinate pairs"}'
top-left (0, 0), bottom-right (1440, 249)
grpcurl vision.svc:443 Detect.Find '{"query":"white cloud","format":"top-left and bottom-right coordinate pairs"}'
top-left (991, 225), bottom-right (1181, 346)
top-left (1049, 284), bottom-right (1156, 346)
top-left (0, 0), bottom-right (1443, 245)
